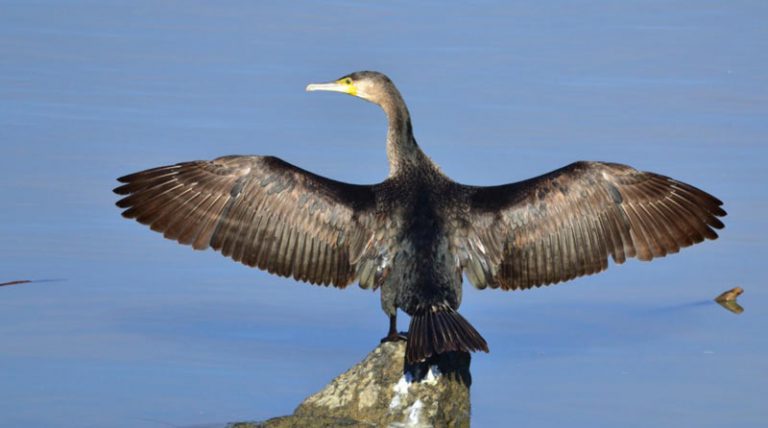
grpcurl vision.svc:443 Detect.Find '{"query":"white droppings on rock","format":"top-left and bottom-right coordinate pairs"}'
top-left (389, 374), bottom-right (411, 409)
top-left (389, 394), bottom-right (401, 409)
top-left (393, 375), bottom-right (411, 395)
top-left (406, 399), bottom-right (424, 426)
top-left (389, 366), bottom-right (441, 413)
top-left (423, 365), bottom-right (441, 384)
top-left (388, 398), bottom-right (428, 428)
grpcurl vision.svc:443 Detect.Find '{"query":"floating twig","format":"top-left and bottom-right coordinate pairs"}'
top-left (0, 279), bottom-right (32, 287)
top-left (715, 287), bottom-right (744, 314)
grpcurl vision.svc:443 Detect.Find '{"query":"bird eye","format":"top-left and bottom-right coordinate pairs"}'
top-left (344, 78), bottom-right (353, 85)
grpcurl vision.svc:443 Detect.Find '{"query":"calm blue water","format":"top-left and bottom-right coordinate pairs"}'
top-left (1, 2), bottom-right (766, 427)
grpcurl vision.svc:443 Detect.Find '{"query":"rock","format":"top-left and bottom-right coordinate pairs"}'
top-left (230, 341), bottom-right (471, 428)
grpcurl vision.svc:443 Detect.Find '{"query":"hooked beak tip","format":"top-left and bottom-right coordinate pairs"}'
top-left (305, 81), bottom-right (351, 94)
top-left (306, 82), bottom-right (333, 92)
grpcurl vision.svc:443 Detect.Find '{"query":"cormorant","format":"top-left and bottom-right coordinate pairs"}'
top-left (114, 71), bottom-right (725, 364)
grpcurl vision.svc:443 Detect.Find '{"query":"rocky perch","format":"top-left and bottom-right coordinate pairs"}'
top-left (230, 341), bottom-right (471, 428)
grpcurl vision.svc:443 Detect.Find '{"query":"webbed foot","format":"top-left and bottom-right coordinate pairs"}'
top-left (380, 332), bottom-right (408, 343)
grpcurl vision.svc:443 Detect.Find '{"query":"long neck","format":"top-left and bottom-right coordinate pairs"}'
top-left (381, 91), bottom-right (425, 177)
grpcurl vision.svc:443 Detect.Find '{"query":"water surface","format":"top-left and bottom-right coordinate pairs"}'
top-left (1, 2), bottom-right (766, 427)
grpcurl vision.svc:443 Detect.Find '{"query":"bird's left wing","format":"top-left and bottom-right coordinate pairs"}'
top-left (115, 155), bottom-right (378, 288)
top-left (451, 161), bottom-right (725, 291)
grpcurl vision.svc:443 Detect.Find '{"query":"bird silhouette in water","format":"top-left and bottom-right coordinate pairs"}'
top-left (114, 71), bottom-right (725, 364)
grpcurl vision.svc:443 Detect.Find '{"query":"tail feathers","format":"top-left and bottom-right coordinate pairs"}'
top-left (406, 305), bottom-right (489, 364)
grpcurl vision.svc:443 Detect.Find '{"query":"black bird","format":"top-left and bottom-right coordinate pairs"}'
top-left (114, 71), bottom-right (725, 364)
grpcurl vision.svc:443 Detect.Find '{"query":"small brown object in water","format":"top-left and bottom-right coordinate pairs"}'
top-left (715, 287), bottom-right (744, 314)
top-left (715, 287), bottom-right (743, 303)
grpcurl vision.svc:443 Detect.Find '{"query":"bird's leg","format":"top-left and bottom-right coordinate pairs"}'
top-left (380, 313), bottom-right (407, 343)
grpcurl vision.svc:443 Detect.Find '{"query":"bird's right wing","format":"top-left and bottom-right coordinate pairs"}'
top-left (452, 161), bottom-right (726, 291)
top-left (115, 155), bottom-right (380, 288)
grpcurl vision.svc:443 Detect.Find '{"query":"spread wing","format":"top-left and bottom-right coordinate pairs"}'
top-left (453, 161), bottom-right (726, 290)
top-left (114, 155), bottom-right (378, 287)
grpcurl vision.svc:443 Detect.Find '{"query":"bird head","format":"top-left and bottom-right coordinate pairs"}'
top-left (306, 71), bottom-right (398, 106)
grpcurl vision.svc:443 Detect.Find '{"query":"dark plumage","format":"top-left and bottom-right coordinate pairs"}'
top-left (115, 70), bottom-right (725, 364)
